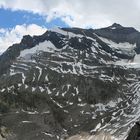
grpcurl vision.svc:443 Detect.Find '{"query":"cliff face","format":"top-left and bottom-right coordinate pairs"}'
top-left (0, 24), bottom-right (140, 139)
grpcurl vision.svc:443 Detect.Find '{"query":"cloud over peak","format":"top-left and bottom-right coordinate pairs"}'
top-left (0, 24), bottom-right (46, 53)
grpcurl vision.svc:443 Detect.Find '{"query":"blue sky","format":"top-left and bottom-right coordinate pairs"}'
top-left (0, 8), bottom-right (68, 29)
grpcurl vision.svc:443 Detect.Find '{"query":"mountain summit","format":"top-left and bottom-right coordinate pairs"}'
top-left (110, 23), bottom-right (123, 29)
top-left (0, 24), bottom-right (140, 140)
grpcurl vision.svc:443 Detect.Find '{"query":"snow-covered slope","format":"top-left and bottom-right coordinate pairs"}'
top-left (98, 36), bottom-right (136, 50)
top-left (0, 24), bottom-right (140, 140)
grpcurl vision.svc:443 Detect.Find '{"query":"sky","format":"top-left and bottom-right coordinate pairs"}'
top-left (0, 0), bottom-right (140, 53)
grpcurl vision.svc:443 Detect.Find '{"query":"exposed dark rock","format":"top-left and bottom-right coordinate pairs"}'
top-left (126, 122), bottom-right (140, 140)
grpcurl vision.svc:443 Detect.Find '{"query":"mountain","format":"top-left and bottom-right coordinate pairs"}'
top-left (0, 23), bottom-right (140, 140)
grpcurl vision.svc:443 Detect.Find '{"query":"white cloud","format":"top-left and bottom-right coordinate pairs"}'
top-left (0, 0), bottom-right (140, 30)
top-left (0, 24), bottom-right (47, 53)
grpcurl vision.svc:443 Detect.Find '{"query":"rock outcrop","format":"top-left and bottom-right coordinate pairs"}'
top-left (126, 122), bottom-right (140, 140)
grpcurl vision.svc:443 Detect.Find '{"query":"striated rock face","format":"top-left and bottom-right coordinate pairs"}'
top-left (1, 24), bottom-right (140, 139)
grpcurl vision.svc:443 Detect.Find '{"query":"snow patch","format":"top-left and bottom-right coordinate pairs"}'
top-left (50, 27), bottom-right (83, 38)
top-left (19, 40), bottom-right (61, 59)
top-left (115, 54), bottom-right (140, 68)
top-left (99, 36), bottom-right (136, 50)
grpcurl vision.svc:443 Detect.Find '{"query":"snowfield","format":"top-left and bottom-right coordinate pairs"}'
top-left (67, 132), bottom-right (119, 140)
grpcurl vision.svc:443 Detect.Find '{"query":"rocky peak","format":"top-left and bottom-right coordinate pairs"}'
top-left (110, 23), bottom-right (123, 29)
top-left (94, 23), bottom-right (139, 45)
top-left (108, 23), bottom-right (137, 33)
top-left (20, 35), bottom-right (34, 49)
